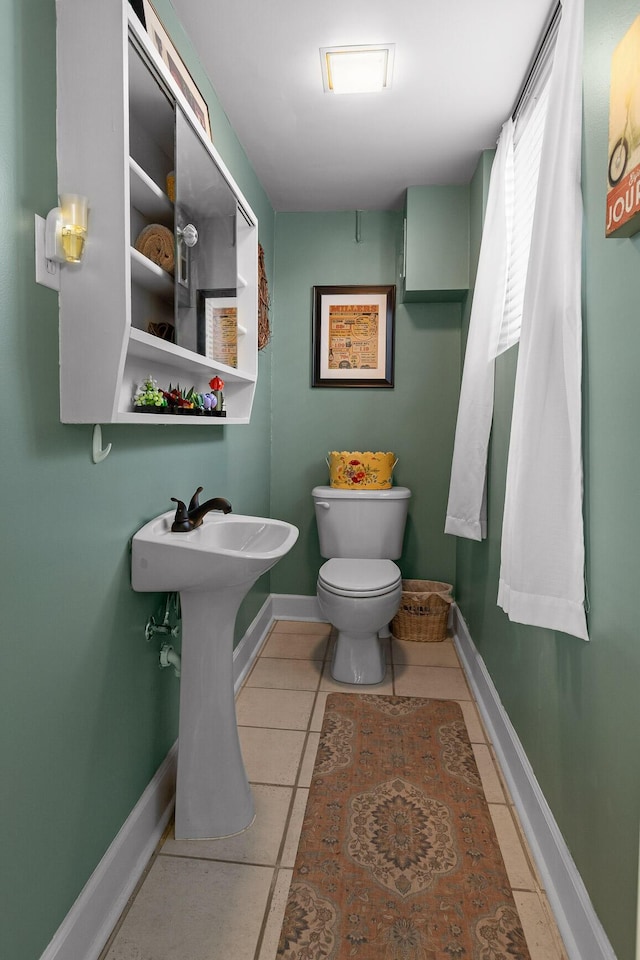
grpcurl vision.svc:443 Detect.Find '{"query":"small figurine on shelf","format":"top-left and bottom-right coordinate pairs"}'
top-left (209, 376), bottom-right (226, 417)
top-left (182, 386), bottom-right (204, 415)
top-left (161, 384), bottom-right (182, 412)
top-left (133, 376), bottom-right (168, 413)
top-left (162, 384), bottom-right (202, 414)
top-left (202, 392), bottom-right (218, 415)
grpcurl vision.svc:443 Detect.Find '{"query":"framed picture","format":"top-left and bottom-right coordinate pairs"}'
top-left (312, 285), bottom-right (395, 388)
top-left (142, 0), bottom-right (212, 141)
top-left (197, 288), bottom-right (238, 367)
top-left (606, 14), bottom-right (640, 237)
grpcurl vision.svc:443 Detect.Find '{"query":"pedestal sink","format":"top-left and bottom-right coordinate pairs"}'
top-left (131, 509), bottom-right (299, 840)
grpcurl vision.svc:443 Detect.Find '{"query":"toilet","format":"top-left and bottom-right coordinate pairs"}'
top-left (312, 485), bottom-right (411, 684)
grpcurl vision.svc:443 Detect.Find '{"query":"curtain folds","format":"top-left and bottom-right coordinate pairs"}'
top-left (445, 0), bottom-right (589, 640)
top-left (498, 0), bottom-right (588, 641)
top-left (444, 119), bottom-right (514, 541)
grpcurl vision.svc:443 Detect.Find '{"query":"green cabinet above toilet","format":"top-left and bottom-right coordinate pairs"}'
top-left (402, 184), bottom-right (470, 302)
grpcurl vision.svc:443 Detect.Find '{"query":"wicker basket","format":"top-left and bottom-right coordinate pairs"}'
top-left (391, 580), bottom-right (453, 642)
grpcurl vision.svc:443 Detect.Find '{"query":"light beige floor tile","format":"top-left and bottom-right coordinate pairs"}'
top-left (471, 743), bottom-right (506, 803)
top-left (298, 732), bottom-right (320, 787)
top-left (160, 785), bottom-right (293, 866)
top-left (513, 890), bottom-right (564, 960)
top-left (237, 686), bottom-right (315, 730)
top-left (319, 661), bottom-right (394, 694)
top-left (394, 664), bottom-right (471, 699)
top-left (457, 700), bottom-right (488, 743)
top-left (103, 856), bottom-right (273, 960)
top-left (538, 891), bottom-right (570, 960)
top-left (247, 657), bottom-right (323, 691)
top-left (257, 869), bottom-right (293, 960)
top-left (490, 744), bottom-right (516, 803)
top-left (511, 812), bottom-right (548, 892)
top-left (281, 788), bottom-right (309, 867)
top-left (392, 637), bottom-right (460, 667)
top-left (260, 631), bottom-right (329, 661)
top-left (272, 620), bottom-right (332, 636)
top-left (310, 691), bottom-right (330, 731)
top-left (488, 804), bottom-right (536, 890)
top-left (239, 727), bottom-right (306, 785)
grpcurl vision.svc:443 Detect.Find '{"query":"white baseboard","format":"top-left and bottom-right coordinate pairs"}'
top-left (233, 594), bottom-right (276, 692)
top-left (270, 593), bottom-right (322, 621)
top-left (453, 606), bottom-right (618, 960)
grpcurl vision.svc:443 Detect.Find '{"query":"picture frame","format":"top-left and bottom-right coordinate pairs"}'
top-left (142, 0), bottom-right (213, 141)
top-left (606, 14), bottom-right (640, 237)
top-left (197, 288), bottom-right (238, 367)
top-left (312, 285), bottom-right (395, 388)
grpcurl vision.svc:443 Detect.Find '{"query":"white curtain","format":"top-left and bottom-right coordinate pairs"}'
top-left (498, 0), bottom-right (589, 641)
top-left (444, 119), bottom-right (514, 541)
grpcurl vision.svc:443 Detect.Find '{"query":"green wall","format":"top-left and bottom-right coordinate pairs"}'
top-left (0, 2), bottom-right (274, 958)
top-left (454, 1), bottom-right (640, 957)
top-left (269, 210), bottom-right (460, 596)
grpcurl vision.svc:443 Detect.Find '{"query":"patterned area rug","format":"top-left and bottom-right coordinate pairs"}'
top-left (277, 694), bottom-right (531, 960)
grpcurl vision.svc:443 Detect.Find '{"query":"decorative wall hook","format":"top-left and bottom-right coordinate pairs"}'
top-left (92, 424), bottom-right (112, 463)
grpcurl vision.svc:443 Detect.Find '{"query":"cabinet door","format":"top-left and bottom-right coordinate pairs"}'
top-left (403, 185), bottom-right (470, 302)
top-left (175, 108), bottom-right (238, 366)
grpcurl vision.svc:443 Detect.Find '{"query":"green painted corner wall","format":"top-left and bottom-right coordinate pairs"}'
top-left (454, 1), bottom-right (640, 958)
top-left (0, 2), bottom-right (274, 958)
top-left (269, 211), bottom-right (460, 597)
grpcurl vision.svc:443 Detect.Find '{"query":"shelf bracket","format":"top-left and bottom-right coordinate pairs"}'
top-left (92, 424), bottom-right (112, 464)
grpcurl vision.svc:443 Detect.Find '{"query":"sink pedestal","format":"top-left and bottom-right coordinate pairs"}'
top-left (175, 583), bottom-right (255, 839)
top-left (131, 508), bottom-right (299, 839)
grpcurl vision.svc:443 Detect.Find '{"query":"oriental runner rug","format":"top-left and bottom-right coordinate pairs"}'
top-left (277, 694), bottom-right (531, 960)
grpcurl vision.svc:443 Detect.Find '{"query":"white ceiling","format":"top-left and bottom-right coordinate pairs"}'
top-left (170, 0), bottom-right (556, 212)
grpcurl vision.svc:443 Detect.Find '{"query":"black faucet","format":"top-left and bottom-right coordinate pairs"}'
top-left (170, 486), bottom-right (233, 532)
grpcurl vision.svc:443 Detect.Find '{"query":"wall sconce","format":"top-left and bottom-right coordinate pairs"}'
top-left (45, 194), bottom-right (89, 264)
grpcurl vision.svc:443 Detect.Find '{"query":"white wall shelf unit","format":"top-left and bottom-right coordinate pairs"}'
top-left (55, 0), bottom-right (259, 425)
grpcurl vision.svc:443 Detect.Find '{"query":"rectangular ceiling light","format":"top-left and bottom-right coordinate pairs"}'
top-left (320, 44), bottom-right (395, 95)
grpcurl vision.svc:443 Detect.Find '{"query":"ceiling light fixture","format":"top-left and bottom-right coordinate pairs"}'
top-left (320, 44), bottom-right (395, 95)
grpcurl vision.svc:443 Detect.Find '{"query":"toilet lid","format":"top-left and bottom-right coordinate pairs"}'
top-left (318, 559), bottom-right (401, 597)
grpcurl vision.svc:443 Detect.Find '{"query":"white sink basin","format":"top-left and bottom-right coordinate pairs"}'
top-left (131, 507), bottom-right (299, 840)
top-left (132, 510), bottom-right (299, 591)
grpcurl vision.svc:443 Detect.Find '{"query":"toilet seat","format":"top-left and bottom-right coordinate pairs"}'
top-left (318, 559), bottom-right (401, 598)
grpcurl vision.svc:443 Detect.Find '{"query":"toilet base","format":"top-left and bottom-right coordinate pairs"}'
top-left (331, 629), bottom-right (385, 685)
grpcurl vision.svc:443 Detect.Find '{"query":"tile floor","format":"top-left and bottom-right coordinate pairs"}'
top-left (100, 620), bottom-right (569, 960)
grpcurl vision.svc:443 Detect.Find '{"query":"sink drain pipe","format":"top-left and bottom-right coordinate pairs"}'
top-left (145, 592), bottom-right (181, 677)
top-left (159, 642), bottom-right (181, 677)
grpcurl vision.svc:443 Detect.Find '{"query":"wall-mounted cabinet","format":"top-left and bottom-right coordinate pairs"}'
top-left (402, 185), bottom-right (470, 303)
top-left (55, 0), bottom-right (258, 424)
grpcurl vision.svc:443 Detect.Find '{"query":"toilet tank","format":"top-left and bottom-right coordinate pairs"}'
top-left (312, 486), bottom-right (411, 560)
